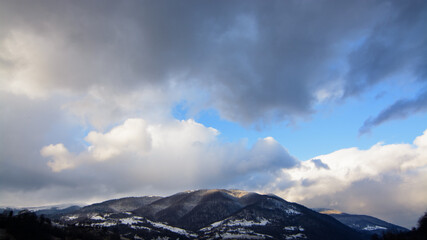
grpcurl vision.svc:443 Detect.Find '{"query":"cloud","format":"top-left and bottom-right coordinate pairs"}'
top-left (360, 89), bottom-right (427, 134)
top-left (85, 119), bottom-right (151, 161)
top-left (41, 144), bottom-right (76, 172)
top-left (1, 0), bottom-right (425, 128)
top-left (0, 0), bottom-right (426, 229)
top-left (344, 0), bottom-right (427, 96)
top-left (38, 117), bottom-right (297, 194)
top-left (311, 159), bottom-right (330, 170)
top-left (272, 129), bottom-right (427, 228)
top-left (345, 0), bottom-right (427, 132)
top-left (246, 137), bottom-right (298, 171)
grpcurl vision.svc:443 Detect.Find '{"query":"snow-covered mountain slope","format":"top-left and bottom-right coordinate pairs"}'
top-left (56, 189), bottom-right (367, 240)
top-left (314, 208), bottom-right (408, 235)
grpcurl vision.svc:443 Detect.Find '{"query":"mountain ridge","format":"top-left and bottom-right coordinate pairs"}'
top-left (313, 208), bottom-right (408, 235)
top-left (55, 189), bottom-right (368, 239)
top-left (1, 189), bottom-right (408, 239)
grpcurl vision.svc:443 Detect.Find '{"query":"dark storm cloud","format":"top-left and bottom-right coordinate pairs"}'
top-left (360, 89), bottom-right (427, 134)
top-left (345, 0), bottom-right (427, 96)
top-left (2, 0), bottom-right (425, 127)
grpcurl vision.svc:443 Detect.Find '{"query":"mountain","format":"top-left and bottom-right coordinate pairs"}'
top-left (57, 189), bottom-right (368, 240)
top-left (33, 205), bottom-right (82, 218)
top-left (77, 196), bottom-right (162, 214)
top-left (314, 208), bottom-right (408, 236)
top-left (0, 204), bottom-right (81, 218)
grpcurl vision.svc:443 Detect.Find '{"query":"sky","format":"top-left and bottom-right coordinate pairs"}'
top-left (0, 0), bottom-right (426, 229)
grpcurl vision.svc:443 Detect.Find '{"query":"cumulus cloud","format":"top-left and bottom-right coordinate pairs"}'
top-left (41, 144), bottom-right (76, 172)
top-left (85, 119), bottom-right (151, 161)
top-left (271, 129), bottom-right (427, 228)
top-left (244, 137), bottom-right (298, 172)
top-left (40, 118), bottom-right (297, 192)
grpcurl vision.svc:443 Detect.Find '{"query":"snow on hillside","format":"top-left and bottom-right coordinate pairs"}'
top-left (363, 225), bottom-right (387, 231)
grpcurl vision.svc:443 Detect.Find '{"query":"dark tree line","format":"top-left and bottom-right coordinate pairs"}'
top-left (372, 212), bottom-right (427, 240)
top-left (0, 210), bottom-right (120, 240)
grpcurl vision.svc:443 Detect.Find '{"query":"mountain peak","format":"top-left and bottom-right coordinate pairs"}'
top-left (182, 189), bottom-right (251, 198)
top-left (314, 208), bottom-right (408, 235)
top-left (51, 189), bottom-right (371, 239)
top-left (320, 209), bottom-right (344, 214)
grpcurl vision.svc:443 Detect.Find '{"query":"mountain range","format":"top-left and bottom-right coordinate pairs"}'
top-left (1, 189), bottom-right (408, 240)
top-left (313, 208), bottom-right (407, 236)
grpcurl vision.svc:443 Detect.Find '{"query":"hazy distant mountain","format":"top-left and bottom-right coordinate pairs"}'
top-left (0, 204), bottom-right (81, 218)
top-left (314, 208), bottom-right (408, 236)
top-left (56, 189), bottom-right (368, 240)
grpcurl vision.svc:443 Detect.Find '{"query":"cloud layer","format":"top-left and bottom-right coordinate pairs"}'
top-left (38, 117), bottom-right (296, 196)
top-left (1, 0), bottom-right (425, 128)
top-left (272, 130), bottom-right (427, 228)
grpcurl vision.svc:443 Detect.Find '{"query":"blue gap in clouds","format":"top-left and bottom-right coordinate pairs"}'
top-left (171, 100), bottom-right (258, 147)
top-left (194, 108), bottom-right (261, 148)
top-left (172, 100), bottom-right (189, 120)
top-left (356, 79), bottom-right (427, 147)
top-left (171, 77), bottom-right (427, 162)
top-left (294, 78), bottom-right (427, 160)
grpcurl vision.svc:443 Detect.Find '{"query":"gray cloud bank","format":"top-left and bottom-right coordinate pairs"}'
top-left (1, 0), bottom-right (425, 128)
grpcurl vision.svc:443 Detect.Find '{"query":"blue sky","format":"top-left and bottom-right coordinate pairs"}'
top-left (1, 0), bottom-right (426, 229)
top-left (175, 79), bottom-right (427, 161)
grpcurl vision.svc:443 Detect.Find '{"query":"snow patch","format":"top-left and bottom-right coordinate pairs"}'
top-left (90, 215), bottom-right (105, 221)
top-left (147, 219), bottom-right (195, 237)
top-left (91, 221), bottom-right (117, 227)
top-left (284, 226), bottom-right (298, 231)
top-left (200, 220), bottom-right (225, 231)
top-left (284, 226), bottom-right (304, 232)
top-left (65, 215), bottom-right (78, 221)
top-left (202, 218), bottom-right (269, 231)
top-left (120, 217), bottom-right (142, 225)
top-left (211, 220), bottom-right (224, 228)
top-left (131, 225), bottom-right (151, 231)
top-left (222, 233), bottom-right (265, 239)
top-left (284, 208), bottom-right (301, 215)
top-left (363, 225), bottom-right (387, 231)
top-left (285, 233), bottom-right (307, 239)
top-left (226, 218), bottom-right (270, 227)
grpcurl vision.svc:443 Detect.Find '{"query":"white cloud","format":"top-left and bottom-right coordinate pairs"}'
top-left (40, 118), bottom-right (296, 191)
top-left (86, 118), bottom-right (151, 161)
top-left (41, 144), bottom-right (76, 172)
top-left (271, 129), bottom-right (427, 228)
top-left (241, 137), bottom-right (297, 173)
